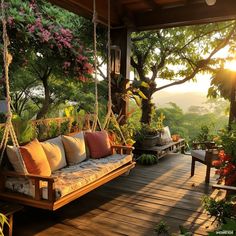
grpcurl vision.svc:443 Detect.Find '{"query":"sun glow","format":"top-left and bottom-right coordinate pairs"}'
top-left (224, 60), bottom-right (236, 72)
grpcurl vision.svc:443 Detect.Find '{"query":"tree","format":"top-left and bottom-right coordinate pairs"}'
top-left (131, 21), bottom-right (236, 124)
top-left (2, 0), bottom-right (93, 119)
top-left (208, 69), bottom-right (236, 129)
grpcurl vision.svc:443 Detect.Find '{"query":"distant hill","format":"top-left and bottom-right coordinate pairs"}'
top-left (153, 91), bottom-right (208, 112)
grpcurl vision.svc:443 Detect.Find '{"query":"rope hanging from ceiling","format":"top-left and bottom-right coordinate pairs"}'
top-left (92, 0), bottom-right (126, 144)
top-left (0, 0), bottom-right (28, 173)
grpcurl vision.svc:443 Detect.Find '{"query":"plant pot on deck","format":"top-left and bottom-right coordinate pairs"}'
top-left (141, 135), bottom-right (159, 148)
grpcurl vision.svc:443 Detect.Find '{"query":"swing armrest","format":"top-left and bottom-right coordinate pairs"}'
top-left (0, 170), bottom-right (55, 201)
top-left (0, 170), bottom-right (54, 182)
top-left (111, 145), bottom-right (134, 155)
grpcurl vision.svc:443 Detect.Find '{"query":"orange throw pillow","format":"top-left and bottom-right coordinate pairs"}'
top-left (20, 139), bottom-right (51, 176)
top-left (85, 130), bottom-right (112, 159)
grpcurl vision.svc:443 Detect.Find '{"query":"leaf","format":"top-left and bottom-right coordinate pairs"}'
top-left (140, 81), bottom-right (149, 88)
top-left (138, 90), bottom-right (148, 99)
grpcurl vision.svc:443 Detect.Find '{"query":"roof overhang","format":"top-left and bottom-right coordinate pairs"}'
top-left (48, 0), bottom-right (236, 31)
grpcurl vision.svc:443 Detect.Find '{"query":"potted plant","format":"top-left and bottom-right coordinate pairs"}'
top-left (135, 124), bottom-right (160, 148)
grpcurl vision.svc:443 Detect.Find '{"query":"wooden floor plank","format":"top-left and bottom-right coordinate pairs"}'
top-left (13, 153), bottom-right (217, 235)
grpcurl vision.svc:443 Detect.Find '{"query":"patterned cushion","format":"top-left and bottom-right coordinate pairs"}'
top-left (5, 154), bottom-right (132, 200)
top-left (41, 136), bottom-right (67, 172)
top-left (85, 130), bottom-right (112, 159)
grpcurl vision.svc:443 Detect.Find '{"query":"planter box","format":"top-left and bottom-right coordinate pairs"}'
top-left (142, 135), bottom-right (159, 148)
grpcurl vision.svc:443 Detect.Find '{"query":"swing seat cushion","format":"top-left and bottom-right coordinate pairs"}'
top-left (41, 136), bottom-right (67, 172)
top-left (61, 132), bottom-right (87, 165)
top-left (5, 153), bottom-right (132, 200)
top-left (85, 130), bottom-right (112, 159)
top-left (20, 139), bottom-right (51, 176)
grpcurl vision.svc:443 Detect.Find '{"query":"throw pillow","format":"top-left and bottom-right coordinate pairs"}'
top-left (85, 130), bottom-right (112, 159)
top-left (6, 145), bottom-right (26, 173)
top-left (41, 136), bottom-right (67, 172)
top-left (20, 139), bottom-right (51, 176)
top-left (161, 126), bottom-right (172, 144)
top-left (61, 132), bottom-right (86, 165)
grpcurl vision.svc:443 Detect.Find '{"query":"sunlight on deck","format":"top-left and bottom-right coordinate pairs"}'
top-left (14, 153), bottom-right (217, 236)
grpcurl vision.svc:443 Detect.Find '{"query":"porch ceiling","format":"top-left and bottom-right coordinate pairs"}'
top-left (48, 0), bottom-right (236, 30)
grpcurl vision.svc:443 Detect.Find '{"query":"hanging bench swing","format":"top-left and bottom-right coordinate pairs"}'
top-left (0, 0), bottom-right (135, 211)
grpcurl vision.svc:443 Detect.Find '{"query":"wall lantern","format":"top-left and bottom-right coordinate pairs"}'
top-left (110, 45), bottom-right (121, 75)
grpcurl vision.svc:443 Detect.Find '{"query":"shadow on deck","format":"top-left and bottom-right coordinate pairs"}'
top-left (13, 153), bottom-right (217, 236)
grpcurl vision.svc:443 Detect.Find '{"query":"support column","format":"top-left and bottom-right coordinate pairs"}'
top-left (111, 27), bottom-right (131, 125)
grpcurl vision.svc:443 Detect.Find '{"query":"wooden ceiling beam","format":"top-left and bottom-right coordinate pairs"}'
top-left (49, 0), bottom-right (121, 26)
top-left (134, 0), bottom-right (236, 30)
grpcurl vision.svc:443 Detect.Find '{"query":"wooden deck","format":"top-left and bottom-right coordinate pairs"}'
top-left (13, 153), bottom-right (217, 236)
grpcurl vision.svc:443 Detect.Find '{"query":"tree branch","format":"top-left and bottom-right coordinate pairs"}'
top-left (155, 23), bottom-right (236, 92)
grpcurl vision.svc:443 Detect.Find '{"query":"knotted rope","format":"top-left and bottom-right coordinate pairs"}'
top-left (0, 0), bottom-right (27, 173)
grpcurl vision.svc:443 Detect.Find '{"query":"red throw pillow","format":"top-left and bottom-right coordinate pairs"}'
top-left (85, 130), bottom-right (112, 159)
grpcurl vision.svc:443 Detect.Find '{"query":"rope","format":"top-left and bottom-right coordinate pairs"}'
top-left (103, 0), bottom-right (112, 129)
top-left (0, 0), bottom-right (28, 174)
top-left (92, 0), bottom-right (99, 131)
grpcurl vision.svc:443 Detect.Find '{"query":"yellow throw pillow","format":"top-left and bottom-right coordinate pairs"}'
top-left (41, 136), bottom-right (67, 172)
top-left (61, 132), bottom-right (86, 165)
top-left (20, 139), bottom-right (51, 176)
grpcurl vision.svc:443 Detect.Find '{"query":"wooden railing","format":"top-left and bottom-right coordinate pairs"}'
top-left (0, 114), bottom-right (95, 142)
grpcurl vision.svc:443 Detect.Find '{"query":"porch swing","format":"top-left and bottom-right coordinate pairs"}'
top-left (0, 0), bottom-right (135, 211)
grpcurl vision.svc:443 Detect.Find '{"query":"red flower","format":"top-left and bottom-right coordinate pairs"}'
top-left (225, 172), bottom-right (236, 186)
top-left (212, 160), bottom-right (222, 167)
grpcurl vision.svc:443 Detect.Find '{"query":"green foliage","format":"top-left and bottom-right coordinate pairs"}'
top-left (208, 69), bottom-right (236, 100)
top-left (48, 121), bottom-right (60, 138)
top-left (208, 218), bottom-right (236, 236)
top-left (178, 225), bottom-right (192, 236)
top-left (0, 213), bottom-right (9, 236)
top-left (216, 128), bottom-right (236, 162)
top-left (156, 113), bottom-right (165, 132)
top-left (12, 119), bottom-right (36, 143)
top-left (202, 195), bottom-right (234, 224)
top-left (154, 221), bottom-right (170, 235)
top-left (138, 154), bottom-right (158, 165)
top-left (3, 0), bottom-right (94, 119)
top-left (153, 102), bottom-right (228, 144)
top-left (131, 21), bottom-right (236, 124)
top-left (36, 123), bottom-right (48, 141)
top-left (60, 121), bottom-right (70, 135)
top-left (195, 125), bottom-right (214, 143)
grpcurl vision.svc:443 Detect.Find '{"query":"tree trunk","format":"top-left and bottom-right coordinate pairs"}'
top-left (228, 78), bottom-right (236, 130)
top-left (140, 93), bottom-right (153, 124)
top-left (36, 77), bottom-right (51, 119)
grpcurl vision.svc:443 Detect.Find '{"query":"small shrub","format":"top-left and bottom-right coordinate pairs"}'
top-left (36, 123), bottom-right (48, 141)
top-left (60, 120), bottom-right (70, 135)
top-left (48, 121), bottom-right (60, 138)
top-left (138, 154), bottom-right (158, 165)
top-left (202, 195), bottom-right (234, 224)
top-left (208, 218), bottom-right (236, 236)
top-left (154, 221), bottom-right (169, 235)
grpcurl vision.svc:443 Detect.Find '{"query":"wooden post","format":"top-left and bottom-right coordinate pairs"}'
top-left (228, 77), bottom-right (236, 129)
top-left (111, 27), bottom-right (131, 125)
